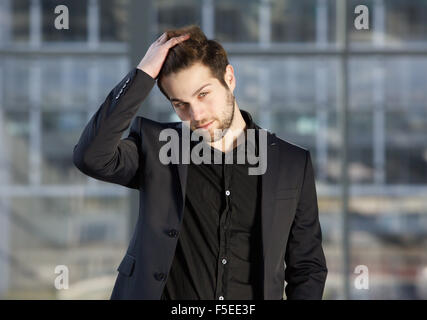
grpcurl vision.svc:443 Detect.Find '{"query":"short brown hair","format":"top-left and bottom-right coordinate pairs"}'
top-left (157, 24), bottom-right (230, 100)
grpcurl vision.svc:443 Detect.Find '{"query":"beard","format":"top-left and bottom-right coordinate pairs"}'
top-left (199, 89), bottom-right (236, 143)
top-left (219, 90), bottom-right (236, 134)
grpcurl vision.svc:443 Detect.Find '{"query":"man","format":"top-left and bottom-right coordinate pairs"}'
top-left (73, 24), bottom-right (327, 300)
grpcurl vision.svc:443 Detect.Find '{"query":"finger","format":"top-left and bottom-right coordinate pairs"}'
top-left (156, 32), bottom-right (166, 43)
top-left (166, 34), bottom-right (190, 47)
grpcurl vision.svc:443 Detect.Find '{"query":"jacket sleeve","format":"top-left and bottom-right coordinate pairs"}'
top-left (284, 150), bottom-right (328, 299)
top-left (72, 68), bottom-right (156, 189)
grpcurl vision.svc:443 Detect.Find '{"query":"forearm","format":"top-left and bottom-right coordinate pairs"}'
top-left (73, 68), bottom-right (155, 181)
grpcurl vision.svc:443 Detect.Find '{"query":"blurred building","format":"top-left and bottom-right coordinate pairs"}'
top-left (0, 0), bottom-right (426, 299)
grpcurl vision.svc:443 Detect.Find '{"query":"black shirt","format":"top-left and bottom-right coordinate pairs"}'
top-left (161, 110), bottom-right (263, 300)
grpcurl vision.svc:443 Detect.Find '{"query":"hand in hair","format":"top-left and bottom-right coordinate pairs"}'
top-left (137, 32), bottom-right (190, 80)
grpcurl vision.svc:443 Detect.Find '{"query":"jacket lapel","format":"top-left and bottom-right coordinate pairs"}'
top-left (174, 122), bottom-right (189, 221)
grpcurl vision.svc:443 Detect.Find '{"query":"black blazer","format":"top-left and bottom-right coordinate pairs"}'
top-left (73, 68), bottom-right (328, 300)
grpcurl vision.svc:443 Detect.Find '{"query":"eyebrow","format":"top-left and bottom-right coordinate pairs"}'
top-left (170, 83), bottom-right (212, 103)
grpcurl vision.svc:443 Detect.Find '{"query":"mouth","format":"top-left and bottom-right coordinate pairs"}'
top-left (197, 120), bottom-right (214, 129)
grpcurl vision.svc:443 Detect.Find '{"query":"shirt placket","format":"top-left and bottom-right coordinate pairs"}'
top-left (215, 159), bottom-right (233, 300)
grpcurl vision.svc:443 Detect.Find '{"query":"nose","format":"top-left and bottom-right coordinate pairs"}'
top-left (189, 103), bottom-right (206, 123)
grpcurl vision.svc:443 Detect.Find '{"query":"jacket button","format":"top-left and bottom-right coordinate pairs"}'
top-left (154, 272), bottom-right (166, 281)
top-left (167, 229), bottom-right (178, 238)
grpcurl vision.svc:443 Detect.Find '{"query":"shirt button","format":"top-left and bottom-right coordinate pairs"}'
top-left (225, 190), bottom-right (230, 196)
top-left (222, 258), bottom-right (227, 265)
top-left (219, 296), bottom-right (224, 300)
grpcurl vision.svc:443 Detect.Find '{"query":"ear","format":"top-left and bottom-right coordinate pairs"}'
top-left (224, 64), bottom-right (236, 92)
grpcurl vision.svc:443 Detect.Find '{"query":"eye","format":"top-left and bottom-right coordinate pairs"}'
top-left (174, 102), bottom-right (185, 108)
top-left (199, 91), bottom-right (208, 98)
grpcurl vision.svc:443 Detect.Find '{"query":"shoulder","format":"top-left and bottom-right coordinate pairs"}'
top-left (255, 123), bottom-right (310, 161)
top-left (275, 135), bottom-right (309, 157)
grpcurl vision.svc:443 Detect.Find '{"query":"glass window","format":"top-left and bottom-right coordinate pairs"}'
top-left (2, 0), bottom-right (427, 300)
top-left (11, 0), bottom-right (29, 42)
top-left (271, 0), bottom-right (316, 43)
top-left (3, 58), bottom-right (30, 110)
top-left (349, 57), bottom-right (377, 110)
top-left (96, 58), bottom-right (129, 103)
top-left (41, 58), bottom-right (95, 111)
top-left (215, 0), bottom-right (259, 43)
top-left (7, 196), bottom-right (130, 298)
top-left (41, 111), bottom-right (88, 185)
top-left (272, 110), bottom-right (317, 144)
top-left (40, 59), bottom-right (63, 109)
top-left (384, 0), bottom-right (427, 45)
top-left (348, 111), bottom-right (374, 184)
top-left (2, 111), bottom-right (30, 185)
top-left (349, 0), bottom-right (427, 47)
top-left (157, 0), bottom-right (202, 33)
top-left (100, 0), bottom-right (129, 42)
top-left (386, 110), bottom-right (427, 184)
top-left (384, 57), bottom-right (427, 110)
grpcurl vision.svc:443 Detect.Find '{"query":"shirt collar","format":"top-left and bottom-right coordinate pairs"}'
top-left (240, 109), bottom-right (256, 130)
top-left (240, 109), bottom-right (259, 156)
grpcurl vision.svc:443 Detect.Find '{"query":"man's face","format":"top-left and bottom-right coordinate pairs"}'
top-left (161, 62), bottom-right (236, 142)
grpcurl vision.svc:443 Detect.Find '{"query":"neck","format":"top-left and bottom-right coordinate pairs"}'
top-left (210, 103), bottom-right (247, 153)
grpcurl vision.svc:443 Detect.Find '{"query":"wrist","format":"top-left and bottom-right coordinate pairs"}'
top-left (137, 65), bottom-right (156, 79)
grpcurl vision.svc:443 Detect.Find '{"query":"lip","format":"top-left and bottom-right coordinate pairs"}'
top-left (197, 120), bottom-right (214, 129)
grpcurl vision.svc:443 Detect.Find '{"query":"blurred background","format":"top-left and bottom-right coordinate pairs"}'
top-left (0, 0), bottom-right (426, 299)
